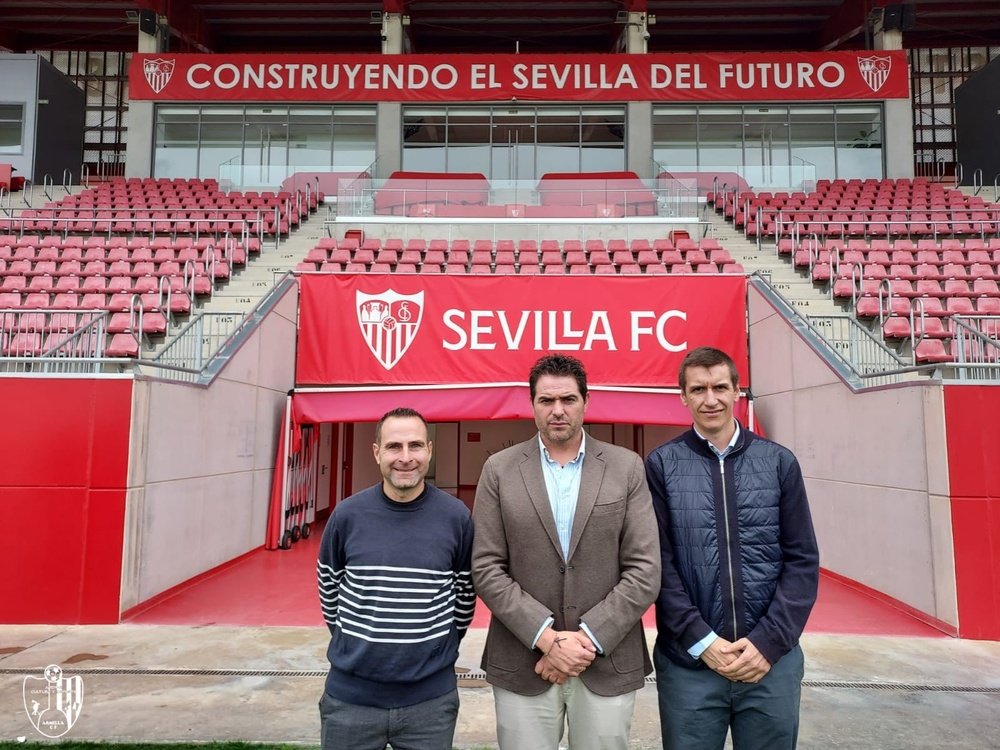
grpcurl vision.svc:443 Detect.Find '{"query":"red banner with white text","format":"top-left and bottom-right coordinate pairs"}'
top-left (295, 274), bottom-right (748, 388)
top-left (131, 52), bottom-right (909, 102)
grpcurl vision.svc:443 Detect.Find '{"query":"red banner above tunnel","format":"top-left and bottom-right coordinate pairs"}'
top-left (130, 52), bottom-right (909, 102)
top-left (295, 274), bottom-right (749, 389)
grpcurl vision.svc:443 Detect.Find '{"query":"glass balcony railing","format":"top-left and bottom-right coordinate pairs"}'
top-left (333, 175), bottom-right (699, 220)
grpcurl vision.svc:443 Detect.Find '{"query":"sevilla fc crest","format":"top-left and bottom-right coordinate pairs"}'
top-left (356, 289), bottom-right (424, 370)
top-left (858, 55), bottom-right (891, 93)
top-left (144, 57), bottom-right (176, 94)
top-left (23, 665), bottom-right (84, 738)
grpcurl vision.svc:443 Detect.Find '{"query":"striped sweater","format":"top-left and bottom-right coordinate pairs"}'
top-left (317, 483), bottom-right (475, 708)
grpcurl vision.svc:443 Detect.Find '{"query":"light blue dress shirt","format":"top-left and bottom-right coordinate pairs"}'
top-left (540, 432), bottom-right (586, 560)
top-left (687, 421), bottom-right (741, 661)
top-left (531, 432), bottom-right (604, 653)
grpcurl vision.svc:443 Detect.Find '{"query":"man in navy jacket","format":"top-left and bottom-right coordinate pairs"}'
top-left (645, 346), bottom-right (819, 750)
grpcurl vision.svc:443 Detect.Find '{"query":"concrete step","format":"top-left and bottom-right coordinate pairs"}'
top-left (704, 208), bottom-right (847, 320)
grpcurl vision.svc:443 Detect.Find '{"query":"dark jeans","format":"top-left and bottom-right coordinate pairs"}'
top-left (655, 643), bottom-right (804, 750)
top-left (319, 689), bottom-right (459, 750)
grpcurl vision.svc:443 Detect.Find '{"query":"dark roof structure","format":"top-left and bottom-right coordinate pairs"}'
top-left (0, 0), bottom-right (998, 54)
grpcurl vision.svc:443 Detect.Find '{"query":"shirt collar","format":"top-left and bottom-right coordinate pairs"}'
top-left (693, 420), bottom-right (741, 458)
top-left (539, 430), bottom-right (587, 465)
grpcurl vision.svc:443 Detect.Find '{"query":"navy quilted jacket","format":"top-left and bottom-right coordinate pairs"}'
top-left (645, 427), bottom-right (819, 668)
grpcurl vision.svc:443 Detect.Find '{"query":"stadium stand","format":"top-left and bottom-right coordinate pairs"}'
top-left (710, 178), bottom-right (1000, 364)
top-left (0, 175), bottom-right (321, 358)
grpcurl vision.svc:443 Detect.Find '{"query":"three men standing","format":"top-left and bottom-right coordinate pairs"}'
top-left (317, 347), bottom-right (818, 750)
top-left (645, 346), bottom-right (820, 750)
top-left (472, 354), bottom-right (661, 750)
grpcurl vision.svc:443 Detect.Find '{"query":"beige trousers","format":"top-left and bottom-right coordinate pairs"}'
top-left (493, 678), bottom-right (637, 750)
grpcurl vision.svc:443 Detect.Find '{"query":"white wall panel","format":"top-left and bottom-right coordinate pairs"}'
top-left (748, 284), bottom-right (955, 626)
top-left (126, 290), bottom-right (296, 607)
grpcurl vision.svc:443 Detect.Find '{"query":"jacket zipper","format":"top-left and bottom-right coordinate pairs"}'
top-left (720, 455), bottom-right (739, 640)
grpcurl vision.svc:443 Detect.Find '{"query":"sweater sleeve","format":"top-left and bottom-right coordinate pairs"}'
top-left (746, 452), bottom-right (820, 665)
top-left (453, 512), bottom-right (476, 638)
top-left (317, 511), bottom-right (345, 637)
top-left (645, 449), bottom-right (715, 652)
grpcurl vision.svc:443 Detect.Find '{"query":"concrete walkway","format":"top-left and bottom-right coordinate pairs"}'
top-left (2, 626), bottom-right (999, 749)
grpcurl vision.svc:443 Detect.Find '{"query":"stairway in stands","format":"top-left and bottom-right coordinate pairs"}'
top-left (194, 214), bottom-right (322, 318)
top-left (701, 207), bottom-right (843, 316)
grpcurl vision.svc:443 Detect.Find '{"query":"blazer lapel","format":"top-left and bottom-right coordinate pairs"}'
top-left (567, 439), bottom-right (605, 562)
top-left (519, 440), bottom-right (563, 557)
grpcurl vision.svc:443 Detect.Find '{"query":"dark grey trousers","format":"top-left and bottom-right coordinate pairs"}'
top-left (655, 643), bottom-right (805, 750)
top-left (319, 689), bottom-right (459, 750)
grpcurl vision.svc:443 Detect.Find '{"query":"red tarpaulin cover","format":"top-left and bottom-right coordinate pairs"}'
top-left (295, 274), bottom-right (750, 390)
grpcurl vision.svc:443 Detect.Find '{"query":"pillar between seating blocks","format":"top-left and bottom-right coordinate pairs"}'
top-left (874, 21), bottom-right (914, 179)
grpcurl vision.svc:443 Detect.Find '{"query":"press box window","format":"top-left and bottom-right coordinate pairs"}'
top-left (0, 104), bottom-right (25, 155)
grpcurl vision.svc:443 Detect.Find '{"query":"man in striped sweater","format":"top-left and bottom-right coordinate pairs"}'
top-left (317, 407), bottom-right (475, 750)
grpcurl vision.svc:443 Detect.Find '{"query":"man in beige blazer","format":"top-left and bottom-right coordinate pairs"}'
top-left (472, 354), bottom-right (660, 750)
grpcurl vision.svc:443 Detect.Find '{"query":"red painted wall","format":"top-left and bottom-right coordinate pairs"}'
top-left (944, 385), bottom-right (1000, 639)
top-left (0, 378), bottom-right (132, 623)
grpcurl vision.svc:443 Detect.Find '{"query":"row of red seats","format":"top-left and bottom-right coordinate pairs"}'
top-left (794, 248), bottom-right (1000, 267)
top-left (1, 294), bottom-right (169, 331)
top-left (0, 285), bottom-right (195, 313)
top-left (0, 319), bottom-right (141, 359)
top-left (828, 275), bottom-right (1000, 299)
top-left (744, 214), bottom-right (997, 239)
top-left (743, 188), bottom-right (991, 207)
top-left (781, 237), bottom-right (1000, 252)
top-left (304, 245), bottom-right (734, 269)
top-left (752, 209), bottom-right (998, 225)
top-left (4, 210), bottom-right (288, 236)
top-left (0, 270), bottom-right (216, 296)
top-left (0, 257), bottom-right (226, 280)
top-left (707, 178), bottom-right (977, 199)
top-left (110, 177), bottom-right (219, 188)
top-left (295, 261), bottom-right (745, 276)
top-left (315, 236), bottom-right (720, 254)
top-left (81, 177), bottom-right (323, 211)
top-left (0, 235), bottom-right (257, 261)
top-left (810, 261), bottom-right (1000, 285)
top-left (906, 335), bottom-right (997, 365)
top-left (857, 294), bottom-right (1000, 319)
top-left (1, 244), bottom-right (242, 264)
top-left (62, 194), bottom-right (303, 214)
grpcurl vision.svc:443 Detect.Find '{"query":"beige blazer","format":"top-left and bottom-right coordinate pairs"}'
top-left (472, 435), bottom-right (660, 696)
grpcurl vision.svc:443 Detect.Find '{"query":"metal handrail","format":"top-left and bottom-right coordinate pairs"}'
top-left (0, 210), bottom-right (259, 245)
top-left (141, 274), bottom-right (296, 384)
top-left (0, 309), bottom-right (124, 374)
top-left (950, 316), bottom-right (1000, 381)
top-left (42, 174), bottom-right (54, 201)
top-left (749, 275), bottom-right (923, 390)
top-left (773, 213), bottom-right (997, 243)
